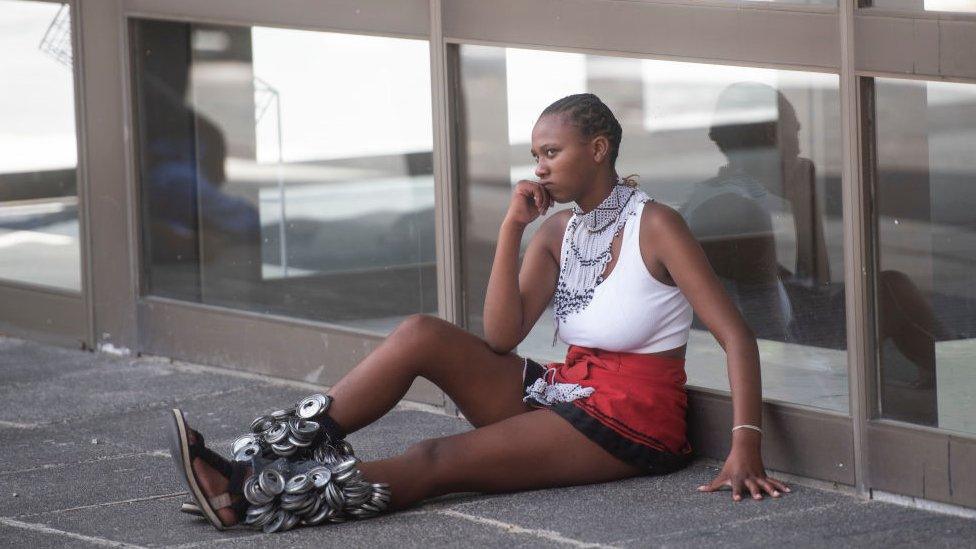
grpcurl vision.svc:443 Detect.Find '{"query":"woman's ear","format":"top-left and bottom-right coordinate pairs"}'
top-left (592, 135), bottom-right (610, 164)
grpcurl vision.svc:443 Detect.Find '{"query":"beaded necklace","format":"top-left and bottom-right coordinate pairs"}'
top-left (552, 177), bottom-right (651, 341)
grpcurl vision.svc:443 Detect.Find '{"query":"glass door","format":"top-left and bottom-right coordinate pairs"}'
top-left (863, 75), bottom-right (976, 508)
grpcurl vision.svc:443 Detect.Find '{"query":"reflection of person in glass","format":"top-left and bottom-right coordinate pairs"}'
top-left (167, 94), bottom-right (787, 534)
top-left (148, 114), bottom-right (260, 261)
top-left (681, 82), bottom-right (833, 345)
top-left (681, 82), bottom-right (944, 396)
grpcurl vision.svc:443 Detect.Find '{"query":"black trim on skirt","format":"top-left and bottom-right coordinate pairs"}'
top-left (522, 358), bottom-right (691, 475)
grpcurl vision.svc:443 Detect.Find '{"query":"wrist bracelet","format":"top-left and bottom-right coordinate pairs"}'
top-left (731, 424), bottom-right (763, 435)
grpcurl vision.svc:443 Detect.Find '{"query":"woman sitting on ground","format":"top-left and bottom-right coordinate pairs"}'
top-left (167, 93), bottom-right (788, 533)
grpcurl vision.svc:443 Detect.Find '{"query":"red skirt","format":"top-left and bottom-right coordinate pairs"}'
top-left (522, 345), bottom-right (693, 473)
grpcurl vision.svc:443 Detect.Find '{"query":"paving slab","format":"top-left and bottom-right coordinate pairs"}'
top-left (0, 339), bottom-right (103, 387)
top-left (0, 359), bottom-right (256, 426)
top-left (0, 452), bottom-right (182, 518)
top-left (19, 495), bottom-right (543, 549)
top-left (450, 465), bottom-right (845, 546)
top-left (1, 335), bottom-right (974, 548)
top-left (0, 522), bottom-right (106, 548)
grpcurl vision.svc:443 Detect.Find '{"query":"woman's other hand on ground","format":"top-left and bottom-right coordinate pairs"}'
top-left (505, 180), bottom-right (552, 227)
top-left (697, 442), bottom-right (790, 501)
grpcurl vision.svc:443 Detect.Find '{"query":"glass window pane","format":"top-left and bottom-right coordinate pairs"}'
top-left (458, 45), bottom-right (846, 412)
top-left (131, 20), bottom-right (435, 333)
top-left (0, 0), bottom-right (80, 291)
top-left (873, 77), bottom-right (976, 434)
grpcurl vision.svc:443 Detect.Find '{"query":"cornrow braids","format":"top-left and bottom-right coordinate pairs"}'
top-left (541, 93), bottom-right (623, 167)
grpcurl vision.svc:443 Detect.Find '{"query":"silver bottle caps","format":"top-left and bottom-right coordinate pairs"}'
top-left (236, 392), bottom-right (390, 533)
top-left (285, 474), bottom-right (312, 495)
top-left (264, 423), bottom-right (289, 445)
top-left (296, 393), bottom-right (332, 419)
top-left (232, 435), bottom-right (257, 454)
top-left (242, 462), bottom-right (392, 533)
top-left (233, 442), bottom-right (262, 462)
top-left (308, 466), bottom-right (332, 488)
top-left (239, 394), bottom-right (340, 461)
top-left (250, 415), bottom-right (274, 434)
top-left (243, 476), bottom-right (274, 506)
top-left (258, 469), bottom-right (285, 497)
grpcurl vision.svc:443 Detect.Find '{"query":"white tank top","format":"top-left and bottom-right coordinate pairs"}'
top-left (555, 201), bottom-right (693, 354)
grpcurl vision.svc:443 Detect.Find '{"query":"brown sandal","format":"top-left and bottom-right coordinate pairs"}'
top-left (166, 409), bottom-right (249, 529)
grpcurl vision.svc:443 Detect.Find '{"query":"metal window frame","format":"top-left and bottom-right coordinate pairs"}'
top-left (114, 0), bottom-right (447, 406)
top-left (445, 0), bottom-right (856, 485)
top-left (3, 0), bottom-right (972, 507)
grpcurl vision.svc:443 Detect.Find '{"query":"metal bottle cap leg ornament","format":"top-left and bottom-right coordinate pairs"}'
top-left (232, 393), bottom-right (392, 533)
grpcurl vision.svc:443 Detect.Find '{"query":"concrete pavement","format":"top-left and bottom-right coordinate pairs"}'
top-left (1, 336), bottom-right (974, 548)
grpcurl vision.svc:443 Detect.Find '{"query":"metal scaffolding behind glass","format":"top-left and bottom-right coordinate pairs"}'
top-left (130, 19), bottom-right (436, 333)
top-left (457, 45), bottom-right (848, 412)
top-left (0, 0), bottom-right (80, 291)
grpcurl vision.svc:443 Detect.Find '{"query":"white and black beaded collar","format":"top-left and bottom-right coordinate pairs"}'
top-left (552, 180), bottom-right (651, 329)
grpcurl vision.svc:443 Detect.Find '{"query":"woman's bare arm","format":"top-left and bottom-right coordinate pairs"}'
top-left (483, 181), bottom-right (565, 354)
top-left (642, 202), bottom-right (789, 500)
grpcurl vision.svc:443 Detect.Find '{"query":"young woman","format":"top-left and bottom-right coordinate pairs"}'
top-left (168, 93), bottom-right (788, 533)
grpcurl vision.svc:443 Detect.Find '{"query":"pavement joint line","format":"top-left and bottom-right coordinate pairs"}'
top-left (0, 516), bottom-right (148, 548)
top-left (646, 500), bottom-right (849, 541)
top-left (14, 491), bottom-right (188, 520)
top-left (437, 508), bottom-right (618, 548)
top-left (160, 356), bottom-right (457, 418)
top-left (0, 449), bottom-right (174, 478)
top-left (0, 419), bottom-right (43, 429)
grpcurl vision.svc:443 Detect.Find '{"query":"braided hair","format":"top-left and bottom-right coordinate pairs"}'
top-left (541, 93), bottom-right (623, 169)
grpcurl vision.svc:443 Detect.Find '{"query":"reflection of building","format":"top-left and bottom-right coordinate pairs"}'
top-left (2, 0), bottom-right (976, 514)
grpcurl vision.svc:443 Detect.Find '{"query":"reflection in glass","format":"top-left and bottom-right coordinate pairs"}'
top-left (0, 0), bottom-right (80, 291)
top-left (873, 78), bottom-right (976, 434)
top-left (131, 20), bottom-right (435, 333)
top-left (458, 46), bottom-right (847, 411)
top-left (867, 0), bottom-right (976, 13)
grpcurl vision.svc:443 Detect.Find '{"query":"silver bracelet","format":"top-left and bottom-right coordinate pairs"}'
top-left (731, 424), bottom-right (763, 435)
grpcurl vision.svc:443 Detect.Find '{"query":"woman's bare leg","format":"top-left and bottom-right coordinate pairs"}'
top-left (326, 314), bottom-right (532, 431)
top-left (359, 409), bottom-right (644, 510)
top-left (182, 314), bottom-right (530, 526)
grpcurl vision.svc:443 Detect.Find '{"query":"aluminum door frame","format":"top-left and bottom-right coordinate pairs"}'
top-left (852, 2), bottom-right (976, 508)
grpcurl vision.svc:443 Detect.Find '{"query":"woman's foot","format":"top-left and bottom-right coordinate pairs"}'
top-left (167, 409), bottom-right (251, 530)
top-left (185, 427), bottom-right (248, 527)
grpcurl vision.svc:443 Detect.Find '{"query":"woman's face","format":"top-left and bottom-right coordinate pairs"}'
top-left (530, 113), bottom-right (601, 204)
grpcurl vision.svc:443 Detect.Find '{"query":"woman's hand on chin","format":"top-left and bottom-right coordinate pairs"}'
top-left (505, 180), bottom-right (552, 227)
top-left (696, 445), bottom-right (790, 501)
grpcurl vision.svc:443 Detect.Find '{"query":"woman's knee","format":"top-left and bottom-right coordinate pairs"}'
top-left (393, 314), bottom-right (451, 345)
top-left (390, 314), bottom-right (472, 364)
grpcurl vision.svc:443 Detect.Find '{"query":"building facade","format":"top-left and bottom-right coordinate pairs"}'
top-left (1, 0), bottom-right (974, 509)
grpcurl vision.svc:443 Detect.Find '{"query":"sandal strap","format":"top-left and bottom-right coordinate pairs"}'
top-left (230, 492), bottom-right (250, 517)
top-left (188, 427), bottom-right (205, 446)
top-left (208, 493), bottom-right (232, 510)
top-left (188, 440), bottom-right (234, 479)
